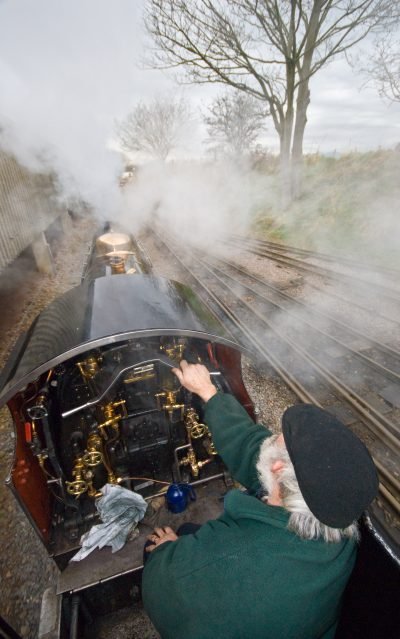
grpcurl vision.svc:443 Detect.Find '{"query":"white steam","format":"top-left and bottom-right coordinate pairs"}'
top-left (0, 0), bottom-right (171, 217)
top-left (119, 160), bottom-right (272, 243)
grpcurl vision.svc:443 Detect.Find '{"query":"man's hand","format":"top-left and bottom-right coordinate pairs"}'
top-left (172, 360), bottom-right (217, 403)
top-left (145, 526), bottom-right (178, 552)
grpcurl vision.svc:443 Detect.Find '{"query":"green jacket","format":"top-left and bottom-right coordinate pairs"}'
top-left (142, 393), bottom-right (356, 639)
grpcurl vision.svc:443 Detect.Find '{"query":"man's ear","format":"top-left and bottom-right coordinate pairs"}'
top-left (271, 459), bottom-right (285, 475)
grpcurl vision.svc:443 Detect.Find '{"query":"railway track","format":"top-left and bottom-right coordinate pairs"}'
top-left (149, 229), bottom-right (400, 559)
top-left (225, 235), bottom-right (400, 325)
top-left (230, 235), bottom-right (400, 279)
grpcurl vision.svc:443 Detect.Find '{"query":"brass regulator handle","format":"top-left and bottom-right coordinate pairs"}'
top-left (190, 423), bottom-right (207, 439)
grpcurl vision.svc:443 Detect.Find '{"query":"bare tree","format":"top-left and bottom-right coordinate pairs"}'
top-left (204, 91), bottom-right (267, 158)
top-left (145, 0), bottom-right (394, 198)
top-left (116, 97), bottom-right (190, 161)
top-left (365, 37), bottom-right (400, 102)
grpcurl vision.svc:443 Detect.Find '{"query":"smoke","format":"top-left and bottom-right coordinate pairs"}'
top-left (1, 2), bottom-right (399, 337)
top-left (0, 0), bottom-right (275, 277)
top-left (0, 0), bottom-right (171, 218)
top-left (119, 159), bottom-right (273, 243)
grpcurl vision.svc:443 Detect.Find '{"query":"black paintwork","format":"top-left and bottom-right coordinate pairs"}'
top-left (0, 275), bottom-right (240, 405)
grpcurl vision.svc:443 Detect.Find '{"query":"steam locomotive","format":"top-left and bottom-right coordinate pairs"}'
top-left (0, 229), bottom-right (398, 638)
top-left (0, 229), bottom-right (256, 636)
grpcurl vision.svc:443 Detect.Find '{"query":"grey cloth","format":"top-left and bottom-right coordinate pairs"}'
top-left (71, 484), bottom-right (147, 561)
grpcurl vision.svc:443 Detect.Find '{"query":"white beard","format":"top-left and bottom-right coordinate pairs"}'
top-left (256, 435), bottom-right (283, 496)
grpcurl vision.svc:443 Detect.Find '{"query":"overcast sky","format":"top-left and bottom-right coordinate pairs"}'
top-left (0, 0), bottom-right (399, 174)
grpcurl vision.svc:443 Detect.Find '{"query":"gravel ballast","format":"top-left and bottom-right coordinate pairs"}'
top-left (0, 216), bottom-right (97, 638)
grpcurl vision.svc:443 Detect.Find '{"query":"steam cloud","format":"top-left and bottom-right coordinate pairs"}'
top-left (1, 1), bottom-right (399, 339)
top-left (0, 0), bottom-right (168, 218)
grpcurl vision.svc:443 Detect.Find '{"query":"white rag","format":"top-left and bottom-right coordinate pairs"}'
top-left (70, 483), bottom-right (147, 562)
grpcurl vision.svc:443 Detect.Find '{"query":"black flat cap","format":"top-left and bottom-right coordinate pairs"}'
top-left (282, 404), bottom-right (379, 528)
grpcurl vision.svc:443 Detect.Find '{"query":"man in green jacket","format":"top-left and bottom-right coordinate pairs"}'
top-left (142, 361), bottom-right (378, 639)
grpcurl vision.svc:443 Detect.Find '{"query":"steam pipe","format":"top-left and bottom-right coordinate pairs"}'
top-left (61, 357), bottom-right (221, 418)
top-left (142, 473), bottom-right (225, 502)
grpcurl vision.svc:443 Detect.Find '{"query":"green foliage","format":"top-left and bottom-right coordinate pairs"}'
top-left (250, 150), bottom-right (400, 266)
top-left (250, 150), bottom-right (280, 175)
top-left (252, 211), bottom-right (287, 241)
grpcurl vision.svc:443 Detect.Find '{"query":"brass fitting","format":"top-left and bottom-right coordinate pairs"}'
top-left (76, 354), bottom-right (102, 381)
top-left (97, 400), bottom-right (126, 435)
top-left (123, 364), bottom-right (155, 384)
top-left (83, 433), bottom-right (103, 467)
top-left (37, 452), bottom-right (49, 469)
top-left (179, 447), bottom-right (200, 477)
top-left (179, 447), bottom-right (212, 478)
top-left (160, 341), bottom-right (185, 363)
top-left (106, 470), bottom-right (119, 485)
top-left (203, 438), bottom-right (218, 456)
top-left (155, 390), bottom-right (185, 421)
top-left (177, 408), bottom-right (218, 478)
top-left (184, 408), bottom-right (217, 453)
top-left (66, 456), bottom-right (88, 498)
top-left (184, 408), bottom-right (207, 439)
top-left (109, 255), bottom-right (126, 274)
top-left (84, 469), bottom-right (102, 499)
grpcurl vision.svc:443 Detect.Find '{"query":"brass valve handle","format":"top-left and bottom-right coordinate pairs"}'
top-left (83, 450), bottom-right (103, 467)
top-left (83, 434), bottom-right (103, 466)
top-left (189, 423), bottom-right (207, 439)
top-left (185, 408), bottom-right (207, 439)
top-left (66, 479), bottom-right (88, 497)
top-left (66, 456), bottom-right (88, 497)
